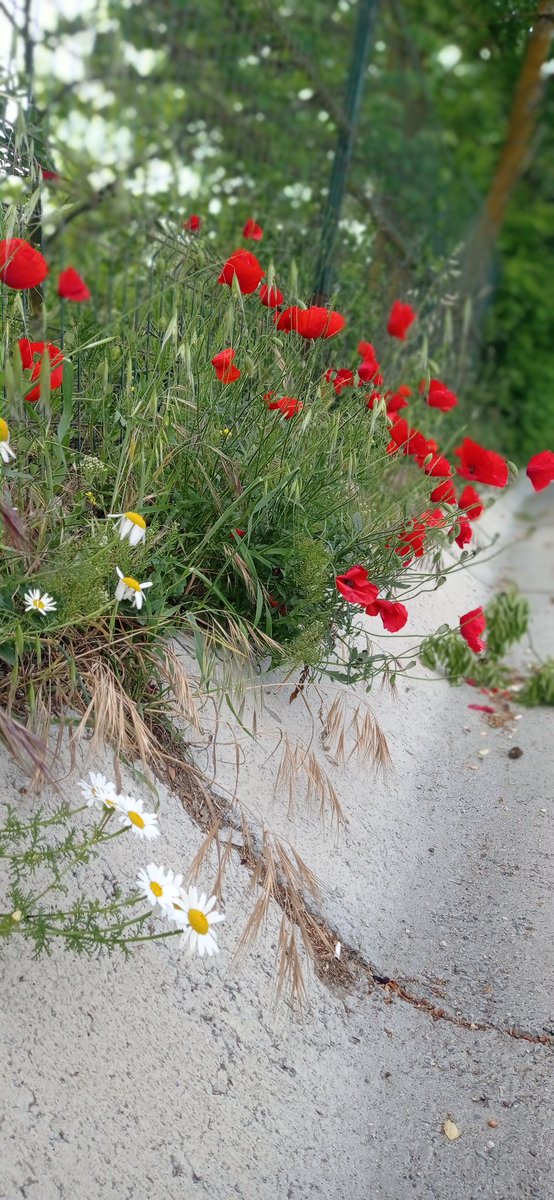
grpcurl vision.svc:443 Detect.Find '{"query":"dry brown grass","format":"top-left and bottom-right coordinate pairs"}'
top-left (233, 826), bottom-right (337, 1004)
top-left (1, 490), bottom-right (30, 550)
top-left (152, 717), bottom-right (344, 1006)
top-left (148, 646), bottom-right (203, 732)
top-left (320, 694), bottom-right (391, 771)
top-left (74, 656), bottom-right (162, 774)
top-left (0, 705), bottom-right (58, 786)
top-left (275, 732), bottom-right (344, 825)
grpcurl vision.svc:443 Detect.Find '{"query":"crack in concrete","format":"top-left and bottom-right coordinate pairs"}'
top-left (152, 718), bottom-right (553, 1050)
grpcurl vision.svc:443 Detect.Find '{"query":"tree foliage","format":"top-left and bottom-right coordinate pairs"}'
top-left (2, 0), bottom-right (553, 456)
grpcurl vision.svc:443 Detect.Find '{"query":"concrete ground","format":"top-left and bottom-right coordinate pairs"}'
top-left (0, 486), bottom-right (552, 1200)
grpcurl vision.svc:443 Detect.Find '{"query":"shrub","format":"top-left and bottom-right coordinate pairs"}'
top-left (1, 187), bottom-right (545, 992)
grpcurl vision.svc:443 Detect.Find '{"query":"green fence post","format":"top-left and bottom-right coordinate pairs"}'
top-left (312, 0), bottom-right (380, 303)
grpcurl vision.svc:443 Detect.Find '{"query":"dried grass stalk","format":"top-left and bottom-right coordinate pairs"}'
top-left (234, 827), bottom-right (334, 1004)
top-left (320, 696), bottom-right (390, 771)
top-left (222, 544), bottom-right (257, 602)
top-left (1, 490), bottom-right (29, 549)
top-left (0, 705), bottom-right (58, 786)
top-left (155, 647), bottom-right (203, 731)
top-left (74, 658), bottom-right (160, 769)
top-left (275, 733), bottom-right (344, 825)
top-left (349, 702), bottom-right (391, 771)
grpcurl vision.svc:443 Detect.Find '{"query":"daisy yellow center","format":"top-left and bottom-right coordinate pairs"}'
top-left (125, 511), bottom-right (146, 528)
top-left (128, 809), bottom-right (145, 829)
top-left (188, 908), bottom-right (209, 936)
top-left (149, 880), bottom-right (163, 898)
top-left (0, 418), bottom-right (8, 440)
top-left (33, 598), bottom-right (46, 610)
top-left (122, 576), bottom-right (141, 591)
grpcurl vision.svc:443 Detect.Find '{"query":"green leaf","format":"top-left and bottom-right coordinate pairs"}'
top-left (57, 358), bottom-right (75, 445)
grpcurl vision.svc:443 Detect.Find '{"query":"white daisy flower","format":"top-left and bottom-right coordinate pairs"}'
top-left (119, 796), bottom-right (159, 840)
top-left (111, 511), bottom-right (147, 546)
top-left (176, 885), bottom-right (225, 957)
top-left (0, 418), bottom-right (16, 464)
top-left (137, 863), bottom-right (183, 914)
top-left (23, 589), bottom-right (57, 616)
top-left (78, 771), bottom-right (120, 810)
top-left (114, 567), bottom-right (153, 610)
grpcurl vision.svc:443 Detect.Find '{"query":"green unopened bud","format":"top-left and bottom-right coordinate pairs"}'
top-left (98, 357), bottom-right (109, 395)
top-left (223, 311), bottom-right (234, 346)
top-left (39, 347), bottom-right (51, 404)
top-left (14, 623), bottom-right (24, 658)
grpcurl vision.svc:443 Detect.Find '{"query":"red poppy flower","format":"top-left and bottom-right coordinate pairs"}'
top-left (357, 342), bottom-right (380, 383)
top-left (388, 418), bottom-right (429, 459)
top-left (266, 395), bottom-right (303, 419)
top-left (218, 249), bottom-right (264, 294)
top-left (526, 449), bottom-right (554, 492)
top-left (267, 592), bottom-right (288, 616)
top-left (422, 453), bottom-right (452, 478)
top-left (242, 218), bottom-right (263, 241)
top-left (458, 485), bottom-right (484, 520)
top-left (386, 385), bottom-right (411, 415)
top-left (0, 238), bottom-right (48, 290)
top-left (430, 479), bottom-right (456, 505)
top-left (298, 306), bottom-right (345, 340)
top-left (221, 364), bottom-right (241, 383)
top-left (41, 168), bottom-right (60, 181)
top-left (274, 306), bottom-right (300, 333)
top-left (454, 515), bottom-right (473, 548)
top-left (455, 438), bottom-right (508, 488)
top-left (57, 267), bottom-right (91, 303)
top-left (468, 704), bottom-right (495, 714)
top-left (275, 305), bottom-right (345, 340)
top-left (19, 338), bottom-right (64, 402)
top-left (366, 391), bottom-right (383, 411)
top-left (259, 283), bottom-right (283, 308)
top-left (331, 368), bottom-right (355, 396)
top-left (336, 566), bottom-right (379, 607)
top-left (365, 598), bottom-right (408, 632)
top-left (359, 359), bottom-right (380, 384)
top-left (233, 529), bottom-right (246, 538)
top-left (211, 347), bottom-right (241, 382)
top-left (387, 417), bottom-right (412, 452)
top-left (420, 507), bottom-right (447, 529)
top-left (183, 214), bottom-right (201, 232)
top-left (393, 520), bottom-right (427, 562)
top-left (460, 607), bottom-right (486, 654)
top-left (427, 378), bottom-right (458, 412)
top-left (211, 348), bottom-right (236, 371)
top-left (387, 300), bottom-right (416, 340)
